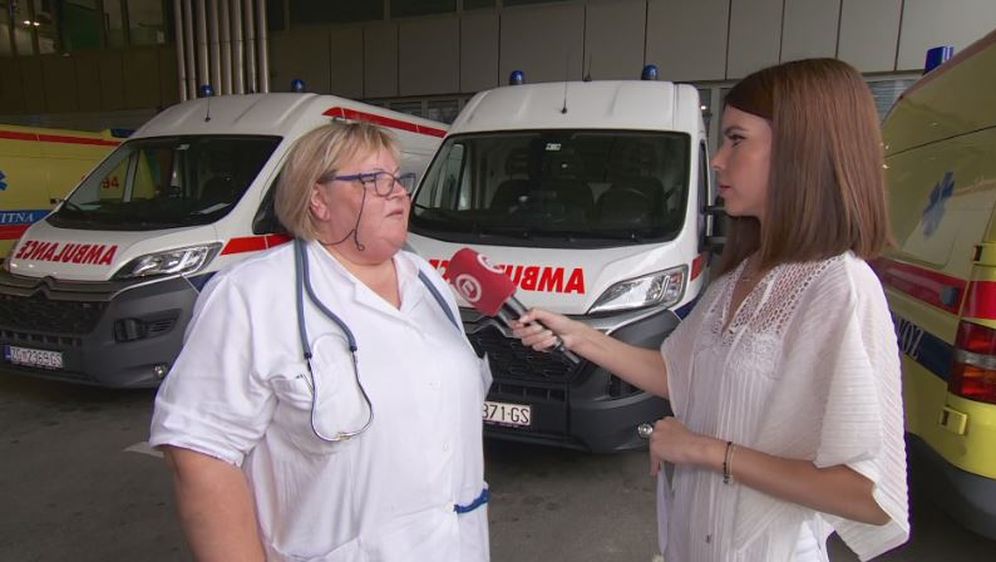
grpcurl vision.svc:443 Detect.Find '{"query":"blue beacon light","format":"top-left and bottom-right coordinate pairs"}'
top-left (923, 45), bottom-right (954, 74)
top-left (509, 70), bottom-right (525, 86)
top-left (198, 84), bottom-right (215, 98)
top-left (291, 78), bottom-right (306, 93)
top-left (641, 64), bottom-right (659, 81)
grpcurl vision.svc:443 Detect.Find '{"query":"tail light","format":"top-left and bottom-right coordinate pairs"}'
top-left (950, 321), bottom-right (996, 404)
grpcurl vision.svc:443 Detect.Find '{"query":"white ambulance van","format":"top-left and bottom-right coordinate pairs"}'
top-left (407, 79), bottom-right (715, 452)
top-left (0, 93), bottom-right (445, 388)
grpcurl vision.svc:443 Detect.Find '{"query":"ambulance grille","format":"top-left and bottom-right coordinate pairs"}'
top-left (0, 293), bottom-right (107, 334)
top-left (468, 326), bottom-right (580, 383)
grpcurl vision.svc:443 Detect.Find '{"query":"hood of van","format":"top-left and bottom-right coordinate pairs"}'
top-left (7, 221), bottom-right (219, 282)
top-left (407, 232), bottom-right (699, 316)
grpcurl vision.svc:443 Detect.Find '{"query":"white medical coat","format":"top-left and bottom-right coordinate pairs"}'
top-left (150, 241), bottom-right (492, 561)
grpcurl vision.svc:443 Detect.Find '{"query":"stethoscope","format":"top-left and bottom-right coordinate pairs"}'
top-left (293, 238), bottom-right (459, 442)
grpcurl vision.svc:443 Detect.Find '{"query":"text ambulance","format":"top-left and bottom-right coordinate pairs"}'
top-left (0, 125), bottom-right (124, 261)
top-left (878, 29), bottom-right (996, 539)
top-left (407, 78), bottom-right (715, 452)
top-left (0, 93), bottom-right (445, 387)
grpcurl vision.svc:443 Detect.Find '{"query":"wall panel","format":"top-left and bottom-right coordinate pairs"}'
top-left (399, 16), bottom-right (459, 96)
top-left (72, 54), bottom-right (103, 112)
top-left (331, 26), bottom-right (365, 99)
top-left (364, 22), bottom-right (399, 97)
top-left (647, 0), bottom-right (729, 82)
top-left (158, 47), bottom-right (180, 108)
top-left (781, 0), bottom-right (840, 62)
top-left (727, 0), bottom-right (783, 79)
top-left (98, 53), bottom-right (125, 111)
top-left (499, 3), bottom-right (585, 84)
top-left (838, 0), bottom-right (902, 72)
top-left (897, 0), bottom-right (996, 71)
top-left (271, 28), bottom-right (331, 93)
top-left (0, 59), bottom-right (25, 113)
top-left (122, 49), bottom-right (160, 110)
top-left (585, 0), bottom-right (645, 81)
top-left (41, 55), bottom-right (78, 113)
top-left (460, 11), bottom-right (498, 92)
top-left (21, 61), bottom-right (46, 113)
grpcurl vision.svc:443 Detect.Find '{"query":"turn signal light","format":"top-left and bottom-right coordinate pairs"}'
top-left (950, 321), bottom-right (996, 405)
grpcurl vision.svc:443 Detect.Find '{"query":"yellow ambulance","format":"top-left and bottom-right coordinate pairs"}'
top-left (879, 29), bottom-right (996, 539)
top-left (0, 125), bottom-right (123, 260)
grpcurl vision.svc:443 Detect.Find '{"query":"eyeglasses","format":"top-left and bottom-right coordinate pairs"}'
top-left (321, 170), bottom-right (417, 197)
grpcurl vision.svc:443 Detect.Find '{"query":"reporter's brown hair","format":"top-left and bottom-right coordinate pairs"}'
top-left (717, 58), bottom-right (892, 276)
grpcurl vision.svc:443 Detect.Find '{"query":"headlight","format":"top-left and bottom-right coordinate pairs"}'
top-left (113, 244), bottom-right (221, 279)
top-left (588, 265), bottom-right (687, 315)
top-left (1, 239), bottom-right (20, 273)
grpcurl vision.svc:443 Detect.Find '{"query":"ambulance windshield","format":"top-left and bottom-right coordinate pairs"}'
top-left (411, 131), bottom-right (690, 248)
top-left (48, 135), bottom-right (280, 230)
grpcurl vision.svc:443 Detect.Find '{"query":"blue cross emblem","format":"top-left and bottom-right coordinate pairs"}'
top-left (922, 171), bottom-right (954, 237)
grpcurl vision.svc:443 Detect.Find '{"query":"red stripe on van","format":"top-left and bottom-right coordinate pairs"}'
top-left (322, 107), bottom-right (447, 138)
top-left (220, 234), bottom-right (294, 255)
top-left (221, 236), bottom-right (269, 255)
top-left (264, 234), bottom-right (293, 247)
top-left (963, 280), bottom-right (996, 320)
top-left (873, 258), bottom-right (966, 314)
top-left (0, 225), bottom-right (29, 240)
top-left (0, 129), bottom-right (121, 147)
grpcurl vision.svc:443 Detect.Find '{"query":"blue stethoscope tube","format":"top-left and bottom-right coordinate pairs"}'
top-left (294, 238), bottom-right (374, 442)
top-left (293, 238), bottom-right (459, 442)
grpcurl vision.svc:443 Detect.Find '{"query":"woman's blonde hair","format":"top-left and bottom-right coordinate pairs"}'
top-left (716, 58), bottom-right (892, 276)
top-left (275, 121), bottom-right (400, 240)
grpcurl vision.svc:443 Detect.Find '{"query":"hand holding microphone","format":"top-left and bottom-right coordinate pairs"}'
top-left (446, 248), bottom-right (582, 365)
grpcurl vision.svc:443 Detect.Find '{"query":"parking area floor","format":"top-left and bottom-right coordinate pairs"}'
top-left (1, 372), bottom-right (993, 561)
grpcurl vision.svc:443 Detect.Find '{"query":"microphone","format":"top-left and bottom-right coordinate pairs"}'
top-left (446, 248), bottom-right (582, 365)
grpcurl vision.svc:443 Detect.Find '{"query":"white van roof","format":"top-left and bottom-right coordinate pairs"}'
top-left (135, 93), bottom-right (446, 151)
top-left (449, 81), bottom-right (702, 136)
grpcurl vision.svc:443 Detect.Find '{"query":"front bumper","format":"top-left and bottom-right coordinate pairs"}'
top-left (0, 270), bottom-right (202, 388)
top-left (909, 433), bottom-right (996, 540)
top-left (468, 305), bottom-right (679, 453)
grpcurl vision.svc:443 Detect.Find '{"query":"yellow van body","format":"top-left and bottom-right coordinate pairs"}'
top-left (0, 125), bottom-right (122, 260)
top-left (879, 29), bottom-right (996, 539)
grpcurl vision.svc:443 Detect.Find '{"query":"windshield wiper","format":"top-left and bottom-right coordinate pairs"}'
top-left (585, 230), bottom-right (647, 242)
top-left (478, 225), bottom-right (533, 239)
top-left (55, 199), bottom-right (89, 213)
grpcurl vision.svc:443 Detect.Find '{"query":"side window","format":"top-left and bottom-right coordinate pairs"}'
top-left (253, 183), bottom-right (284, 235)
top-left (99, 157), bottom-right (129, 201)
top-left (423, 143), bottom-right (466, 210)
top-left (130, 148), bottom-right (166, 200)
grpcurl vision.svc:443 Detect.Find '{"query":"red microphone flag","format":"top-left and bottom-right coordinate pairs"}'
top-left (446, 248), bottom-right (515, 316)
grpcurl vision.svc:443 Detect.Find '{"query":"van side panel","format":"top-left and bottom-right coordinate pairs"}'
top-left (881, 30), bottom-right (996, 539)
top-left (0, 127), bottom-right (119, 259)
top-left (886, 127), bottom-right (996, 274)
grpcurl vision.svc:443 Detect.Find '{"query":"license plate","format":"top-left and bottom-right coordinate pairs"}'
top-left (482, 400), bottom-right (531, 427)
top-left (4, 345), bottom-right (64, 370)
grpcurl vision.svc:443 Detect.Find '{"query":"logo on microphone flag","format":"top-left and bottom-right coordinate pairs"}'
top-left (477, 252), bottom-right (504, 274)
top-left (454, 273), bottom-right (483, 303)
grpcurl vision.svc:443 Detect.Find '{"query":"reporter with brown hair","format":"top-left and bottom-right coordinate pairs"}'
top-left (515, 59), bottom-right (909, 561)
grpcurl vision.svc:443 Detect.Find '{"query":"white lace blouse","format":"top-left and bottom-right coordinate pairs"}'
top-left (659, 253), bottom-right (909, 562)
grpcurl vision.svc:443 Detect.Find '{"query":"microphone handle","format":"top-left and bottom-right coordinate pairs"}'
top-left (499, 299), bottom-right (582, 365)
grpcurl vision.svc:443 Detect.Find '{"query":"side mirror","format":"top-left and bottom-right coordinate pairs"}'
top-left (700, 204), bottom-right (726, 255)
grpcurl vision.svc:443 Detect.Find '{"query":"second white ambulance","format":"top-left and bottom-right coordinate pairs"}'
top-left (407, 78), bottom-right (716, 452)
top-left (0, 93), bottom-right (445, 388)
